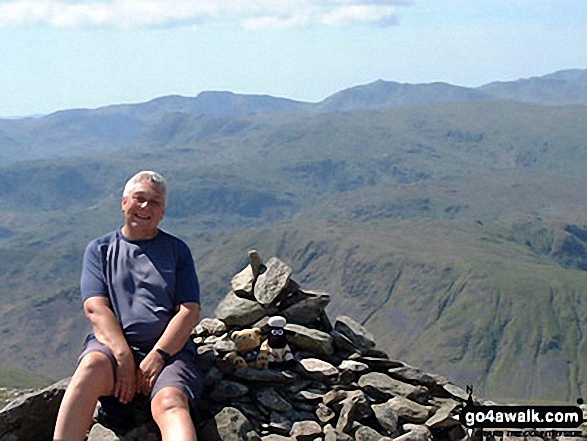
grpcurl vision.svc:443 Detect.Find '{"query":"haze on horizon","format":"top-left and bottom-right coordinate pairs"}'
top-left (1, 0), bottom-right (586, 117)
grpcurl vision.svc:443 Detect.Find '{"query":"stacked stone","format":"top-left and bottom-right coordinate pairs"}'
top-left (0, 251), bottom-right (479, 441)
top-left (193, 251), bottom-right (473, 441)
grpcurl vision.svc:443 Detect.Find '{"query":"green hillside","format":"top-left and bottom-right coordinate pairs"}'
top-left (0, 100), bottom-right (586, 402)
top-left (0, 366), bottom-right (54, 389)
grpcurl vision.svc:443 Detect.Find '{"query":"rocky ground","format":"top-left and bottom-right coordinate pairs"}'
top-left (1, 252), bottom-right (586, 440)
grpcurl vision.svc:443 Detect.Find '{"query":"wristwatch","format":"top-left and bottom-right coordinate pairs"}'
top-left (156, 348), bottom-right (171, 363)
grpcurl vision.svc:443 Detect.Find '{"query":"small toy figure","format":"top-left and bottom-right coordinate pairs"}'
top-left (227, 328), bottom-right (268, 369)
top-left (261, 316), bottom-right (295, 369)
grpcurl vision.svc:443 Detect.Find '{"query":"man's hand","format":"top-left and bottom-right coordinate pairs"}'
top-left (137, 350), bottom-right (166, 395)
top-left (114, 351), bottom-right (137, 404)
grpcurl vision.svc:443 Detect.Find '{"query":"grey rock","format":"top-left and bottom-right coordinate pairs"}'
top-left (442, 383), bottom-right (471, 401)
top-left (281, 291), bottom-right (330, 326)
top-left (214, 337), bottom-right (237, 354)
top-left (372, 401), bottom-right (399, 433)
top-left (322, 389), bottom-right (355, 410)
top-left (324, 423), bottom-right (353, 441)
top-left (214, 407), bottom-right (255, 441)
top-left (330, 330), bottom-right (358, 356)
top-left (388, 366), bottom-right (445, 388)
top-left (394, 424), bottom-right (432, 441)
top-left (354, 425), bottom-right (390, 441)
top-left (385, 396), bottom-right (432, 423)
top-left (358, 372), bottom-right (429, 403)
top-left (290, 420), bottom-right (322, 440)
top-left (87, 423), bottom-right (121, 441)
top-left (338, 360), bottom-right (369, 375)
top-left (334, 316), bottom-right (376, 353)
top-left (254, 257), bottom-right (293, 306)
top-left (204, 366), bottom-right (225, 389)
top-left (286, 324), bottom-right (334, 356)
top-left (234, 368), bottom-right (297, 383)
top-left (336, 390), bottom-right (372, 434)
top-left (424, 400), bottom-right (459, 428)
top-left (0, 378), bottom-right (69, 441)
top-left (210, 381), bottom-right (249, 402)
top-left (216, 291), bottom-right (274, 327)
top-left (196, 318), bottom-right (227, 336)
top-left (348, 355), bottom-right (404, 372)
top-left (298, 358), bottom-right (339, 382)
top-left (266, 411), bottom-right (294, 434)
top-left (232, 264), bottom-right (256, 298)
top-left (295, 390), bottom-right (324, 402)
top-left (249, 250), bottom-right (264, 279)
top-left (316, 403), bottom-right (335, 423)
top-left (255, 388), bottom-right (293, 413)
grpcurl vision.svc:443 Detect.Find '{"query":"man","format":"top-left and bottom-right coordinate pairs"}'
top-left (54, 171), bottom-right (201, 441)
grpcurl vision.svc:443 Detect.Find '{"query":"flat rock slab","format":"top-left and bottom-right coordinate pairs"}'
top-left (234, 368), bottom-right (297, 383)
top-left (298, 358), bottom-right (339, 382)
top-left (385, 396), bottom-right (432, 423)
top-left (254, 257), bottom-right (293, 306)
top-left (358, 372), bottom-right (429, 402)
top-left (255, 388), bottom-right (293, 413)
top-left (335, 316), bottom-right (376, 353)
top-left (216, 291), bottom-right (275, 327)
top-left (285, 324), bottom-right (334, 356)
top-left (281, 291), bottom-right (330, 326)
top-left (290, 420), bottom-right (322, 440)
top-left (210, 381), bottom-right (250, 402)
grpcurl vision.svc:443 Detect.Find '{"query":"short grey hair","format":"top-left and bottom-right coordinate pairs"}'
top-left (123, 171), bottom-right (167, 201)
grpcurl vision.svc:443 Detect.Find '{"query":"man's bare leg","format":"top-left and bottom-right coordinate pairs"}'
top-left (151, 387), bottom-right (197, 441)
top-left (53, 352), bottom-right (114, 441)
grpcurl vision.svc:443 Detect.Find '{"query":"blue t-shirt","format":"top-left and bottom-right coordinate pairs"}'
top-left (81, 229), bottom-right (200, 348)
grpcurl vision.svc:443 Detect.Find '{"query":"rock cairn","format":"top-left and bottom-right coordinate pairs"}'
top-left (1, 251), bottom-right (479, 441)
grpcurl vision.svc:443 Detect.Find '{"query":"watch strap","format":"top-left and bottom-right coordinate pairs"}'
top-left (156, 348), bottom-right (171, 363)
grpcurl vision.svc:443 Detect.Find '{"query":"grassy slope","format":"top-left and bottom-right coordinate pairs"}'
top-left (0, 366), bottom-right (55, 389)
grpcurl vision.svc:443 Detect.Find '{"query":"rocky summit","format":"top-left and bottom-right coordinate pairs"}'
top-left (0, 252), bottom-right (579, 440)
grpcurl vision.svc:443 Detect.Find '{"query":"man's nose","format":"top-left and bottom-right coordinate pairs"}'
top-left (140, 200), bottom-right (148, 208)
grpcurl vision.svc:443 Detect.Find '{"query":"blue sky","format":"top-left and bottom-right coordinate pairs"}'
top-left (1, 0), bottom-right (586, 116)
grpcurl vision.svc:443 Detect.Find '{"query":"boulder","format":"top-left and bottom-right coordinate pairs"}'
top-left (254, 258), bottom-right (293, 306)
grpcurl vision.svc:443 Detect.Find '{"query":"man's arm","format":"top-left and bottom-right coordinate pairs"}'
top-left (137, 302), bottom-right (200, 394)
top-left (83, 296), bottom-right (137, 403)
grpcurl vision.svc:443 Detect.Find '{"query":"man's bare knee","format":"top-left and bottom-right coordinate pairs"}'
top-left (152, 387), bottom-right (189, 416)
top-left (72, 352), bottom-right (114, 394)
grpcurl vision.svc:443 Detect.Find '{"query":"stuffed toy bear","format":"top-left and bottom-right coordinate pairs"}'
top-left (227, 327), bottom-right (268, 369)
top-left (260, 316), bottom-right (295, 369)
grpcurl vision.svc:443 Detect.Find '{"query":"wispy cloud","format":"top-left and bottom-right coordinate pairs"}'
top-left (0, 0), bottom-right (411, 29)
top-left (322, 5), bottom-right (397, 26)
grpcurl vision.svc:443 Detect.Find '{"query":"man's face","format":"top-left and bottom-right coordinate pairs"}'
top-left (121, 181), bottom-right (166, 237)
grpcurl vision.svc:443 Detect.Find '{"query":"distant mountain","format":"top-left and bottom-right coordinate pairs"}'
top-left (315, 69), bottom-right (587, 111)
top-left (478, 69), bottom-right (587, 106)
top-left (100, 91), bottom-right (311, 120)
top-left (315, 80), bottom-right (493, 112)
top-left (1, 69), bottom-right (586, 165)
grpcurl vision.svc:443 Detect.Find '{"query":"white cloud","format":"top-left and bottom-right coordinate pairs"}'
top-left (0, 0), bottom-right (409, 29)
top-left (322, 5), bottom-right (397, 26)
top-left (243, 14), bottom-right (311, 31)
